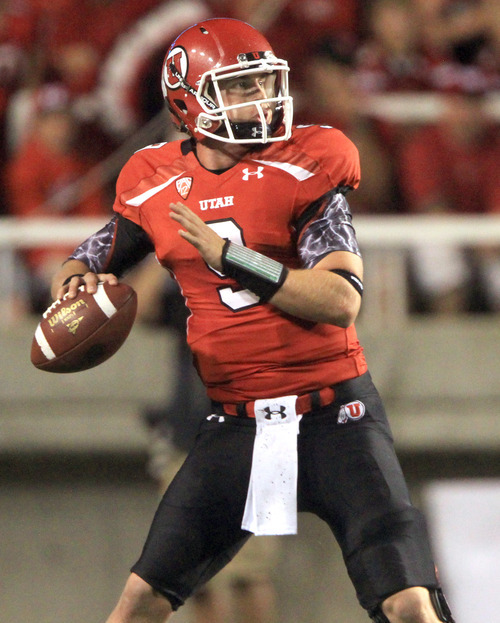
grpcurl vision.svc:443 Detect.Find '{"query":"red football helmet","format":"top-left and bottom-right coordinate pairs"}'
top-left (161, 18), bottom-right (293, 144)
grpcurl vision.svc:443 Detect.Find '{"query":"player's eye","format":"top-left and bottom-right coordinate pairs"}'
top-left (235, 78), bottom-right (255, 91)
top-left (221, 76), bottom-right (255, 92)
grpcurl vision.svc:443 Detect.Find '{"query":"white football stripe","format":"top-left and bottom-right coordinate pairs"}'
top-left (125, 173), bottom-right (182, 207)
top-left (252, 159), bottom-right (315, 181)
top-left (35, 324), bottom-right (56, 360)
top-left (93, 283), bottom-right (117, 318)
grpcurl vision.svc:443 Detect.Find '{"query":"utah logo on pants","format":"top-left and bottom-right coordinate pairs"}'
top-left (337, 400), bottom-right (365, 424)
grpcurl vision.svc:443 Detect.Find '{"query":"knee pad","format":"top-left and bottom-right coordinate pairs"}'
top-left (368, 587), bottom-right (456, 623)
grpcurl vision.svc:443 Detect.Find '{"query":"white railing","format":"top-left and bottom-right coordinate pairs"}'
top-left (1, 215), bottom-right (500, 325)
top-left (2, 214), bottom-right (500, 248)
top-left (362, 92), bottom-right (500, 123)
top-left (0, 217), bottom-right (109, 248)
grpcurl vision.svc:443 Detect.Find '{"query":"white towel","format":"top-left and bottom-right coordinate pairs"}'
top-left (241, 395), bottom-right (301, 536)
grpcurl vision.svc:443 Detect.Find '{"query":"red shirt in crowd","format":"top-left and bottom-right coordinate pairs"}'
top-left (6, 132), bottom-right (109, 270)
top-left (398, 123), bottom-right (500, 214)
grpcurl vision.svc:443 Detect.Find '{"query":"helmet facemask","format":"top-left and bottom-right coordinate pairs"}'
top-left (195, 54), bottom-right (293, 144)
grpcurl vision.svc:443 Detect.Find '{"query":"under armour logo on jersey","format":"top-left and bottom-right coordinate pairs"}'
top-left (242, 166), bottom-right (264, 181)
top-left (176, 176), bottom-right (193, 199)
top-left (337, 400), bottom-right (366, 424)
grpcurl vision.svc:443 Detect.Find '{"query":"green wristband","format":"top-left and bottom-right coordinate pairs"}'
top-left (221, 241), bottom-right (289, 303)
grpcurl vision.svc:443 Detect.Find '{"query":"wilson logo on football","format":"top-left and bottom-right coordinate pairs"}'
top-left (337, 400), bottom-right (366, 424)
top-left (67, 317), bottom-right (84, 335)
top-left (46, 298), bottom-right (88, 330)
top-left (176, 176), bottom-right (193, 199)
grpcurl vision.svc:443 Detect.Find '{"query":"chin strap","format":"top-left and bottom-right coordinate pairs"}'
top-left (230, 120), bottom-right (272, 140)
top-left (369, 588), bottom-right (456, 623)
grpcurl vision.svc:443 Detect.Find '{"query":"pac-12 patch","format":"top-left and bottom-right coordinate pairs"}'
top-left (337, 400), bottom-right (366, 424)
top-left (176, 176), bottom-right (193, 199)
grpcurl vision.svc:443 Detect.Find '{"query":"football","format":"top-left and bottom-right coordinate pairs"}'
top-left (31, 282), bottom-right (138, 373)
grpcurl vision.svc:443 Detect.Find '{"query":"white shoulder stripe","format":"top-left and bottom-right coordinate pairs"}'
top-left (93, 283), bottom-right (117, 318)
top-left (252, 159), bottom-right (315, 181)
top-left (35, 324), bottom-right (56, 360)
top-left (125, 173), bottom-right (182, 207)
top-left (134, 142), bottom-right (168, 153)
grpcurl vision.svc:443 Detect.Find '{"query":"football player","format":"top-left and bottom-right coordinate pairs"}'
top-left (52, 18), bottom-right (455, 623)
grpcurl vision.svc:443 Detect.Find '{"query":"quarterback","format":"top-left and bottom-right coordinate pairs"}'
top-left (52, 18), bottom-right (455, 623)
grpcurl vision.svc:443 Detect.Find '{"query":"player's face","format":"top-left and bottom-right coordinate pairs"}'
top-left (218, 71), bottom-right (277, 124)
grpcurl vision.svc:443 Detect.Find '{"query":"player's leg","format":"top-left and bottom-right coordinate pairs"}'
top-left (115, 414), bottom-right (255, 619)
top-left (190, 577), bottom-right (277, 623)
top-left (191, 534), bottom-right (280, 623)
top-left (231, 576), bottom-right (278, 623)
top-left (191, 583), bottom-right (232, 623)
top-left (106, 573), bottom-right (172, 623)
top-left (298, 372), bottom-right (456, 623)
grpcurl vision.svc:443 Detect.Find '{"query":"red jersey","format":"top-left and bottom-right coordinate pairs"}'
top-left (114, 125), bottom-right (367, 402)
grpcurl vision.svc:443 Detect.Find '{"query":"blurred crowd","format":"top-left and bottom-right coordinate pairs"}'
top-left (0, 0), bottom-right (499, 316)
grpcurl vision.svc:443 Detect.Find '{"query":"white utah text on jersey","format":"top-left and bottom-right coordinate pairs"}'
top-left (199, 196), bottom-right (234, 211)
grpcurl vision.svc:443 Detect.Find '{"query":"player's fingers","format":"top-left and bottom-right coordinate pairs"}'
top-left (84, 272), bottom-right (118, 295)
top-left (171, 214), bottom-right (206, 243)
top-left (55, 285), bottom-right (67, 301)
top-left (169, 208), bottom-right (190, 231)
top-left (170, 206), bottom-right (216, 242)
top-left (169, 202), bottom-right (190, 219)
top-left (170, 201), bottom-right (190, 214)
top-left (169, 202), bottom-right (204, 228)
top-left (169, 202), bottom-right (224, 268)
top-left (63, 273), bottom-right (118, 299)
top-left (63, 274), bottom-right (87, 300)
top-left (96, 273), bottom-right (119, 286)
top-left (82, 271), bottom-right (100, 294)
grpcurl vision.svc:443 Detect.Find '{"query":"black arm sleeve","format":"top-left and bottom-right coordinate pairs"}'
top-left (68, 214), bottom-right (155, 277)
top-left (297, 190), bottom-right (361, 268)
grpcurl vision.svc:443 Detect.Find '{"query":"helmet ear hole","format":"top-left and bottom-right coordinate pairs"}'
top-left (174, 99), bottom-right (187, 112)
top-left (206, 82), bottom-right (216, 100)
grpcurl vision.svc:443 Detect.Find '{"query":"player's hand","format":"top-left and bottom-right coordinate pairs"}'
top-left (57, 272), bottom-right (119, 301)
top-left (169, 202), bottom-right (225, 271)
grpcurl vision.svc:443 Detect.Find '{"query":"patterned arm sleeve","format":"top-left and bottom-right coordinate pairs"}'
top-left (297, 190), bottom-right (361, 269)
top-left (68, 214), bottom-right (155, 276)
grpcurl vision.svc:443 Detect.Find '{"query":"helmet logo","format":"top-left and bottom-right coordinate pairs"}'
top-left (164, 46), bottom-right (188, 90)
top-left (164, 45), bottom-right (217, 111)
